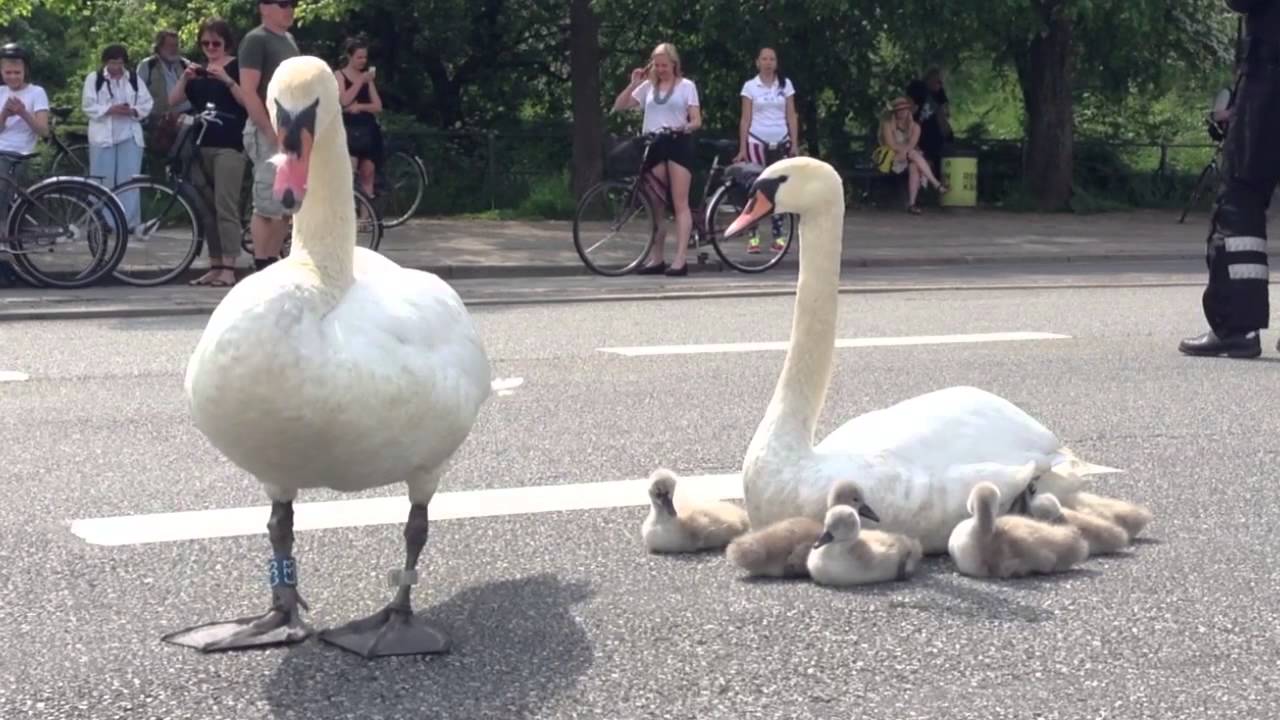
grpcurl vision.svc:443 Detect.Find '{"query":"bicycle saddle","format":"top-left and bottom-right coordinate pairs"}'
top-left (726, 161), bottom-right (766, 187)
top-left (698, 138), bottom-right (738, 156)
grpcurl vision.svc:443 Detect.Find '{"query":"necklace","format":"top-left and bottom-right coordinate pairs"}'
top-left (652, 79), bottom-right (674, 105)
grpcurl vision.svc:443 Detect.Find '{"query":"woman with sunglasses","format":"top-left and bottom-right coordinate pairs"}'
top-left (170, 18), bottom-right (250, 287)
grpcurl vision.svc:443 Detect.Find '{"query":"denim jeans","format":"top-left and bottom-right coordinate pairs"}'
top-left (89, 137), bottom-right (145, 229)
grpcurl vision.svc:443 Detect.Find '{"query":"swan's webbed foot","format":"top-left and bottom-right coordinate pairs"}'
top-left (320, 600), bottom-right (450, 658)
top-left (162, 500), bottom-right (313, 652)
top-left (319, 502), bottom-right (450, 658)
top-left (162, 584), bottom-right (313, 651)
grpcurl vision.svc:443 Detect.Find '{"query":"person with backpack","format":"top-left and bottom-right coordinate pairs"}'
top-left (81, 44), bottom-right (153, 231)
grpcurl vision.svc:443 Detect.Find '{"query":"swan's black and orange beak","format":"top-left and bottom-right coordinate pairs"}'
top-left (725, 175), bottom-right (787, 237)
top-left (271, 98), bottom-right (319, 211)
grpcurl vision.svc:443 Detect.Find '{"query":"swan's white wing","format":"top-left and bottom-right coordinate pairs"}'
top-left (816, 385), bottom-right (1062, 475)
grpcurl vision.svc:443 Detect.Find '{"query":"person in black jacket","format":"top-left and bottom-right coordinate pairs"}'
top-left (1179, 0), bottom-right (1280, 358)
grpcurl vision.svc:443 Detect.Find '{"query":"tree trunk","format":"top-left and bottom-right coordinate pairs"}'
top-left (1015, 2), bottom-right (1074, 211)
top-left (569, 0), bottom-right (603, 198)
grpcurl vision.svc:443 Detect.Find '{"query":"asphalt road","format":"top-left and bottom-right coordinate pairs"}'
top-left (2, 277), bottom-right (1279, 719)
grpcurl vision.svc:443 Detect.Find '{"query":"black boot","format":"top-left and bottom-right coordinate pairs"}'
top-left (1178, 330), bottom-right (1261, 358)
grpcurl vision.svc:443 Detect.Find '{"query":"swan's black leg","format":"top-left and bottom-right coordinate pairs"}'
top-left (319, 502), bottom-right (450, 658)
top-left (162, 501), bottom-right (313, 651)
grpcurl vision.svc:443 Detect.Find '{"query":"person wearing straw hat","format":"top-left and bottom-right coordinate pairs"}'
top-left (876, 95), bottom-right (947, 213)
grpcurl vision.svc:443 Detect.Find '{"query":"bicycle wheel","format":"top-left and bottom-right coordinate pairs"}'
top-left (6, 177), bottom-right (128, 288)
top-left (50, 142), bottom-right (91, 177)
top-left (1178, 162), bottom-right (1218, 224)
top-left (110, 179), bottom-right (204, 286)
top-left (705, 183), bottom-right (796, 273)
top-left (376, 151), bottom-right (427, 228)
top-left (572, 180), bottom-right (657, 276)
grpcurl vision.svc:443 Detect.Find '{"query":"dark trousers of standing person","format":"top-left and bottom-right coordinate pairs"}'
top-left (1179, 52), bottom-right (1280, 358)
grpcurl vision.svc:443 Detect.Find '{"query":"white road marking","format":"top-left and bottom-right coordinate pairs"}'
top-left (0, 371), bottom-right (30, 382)
top-left (490, 376), bottom-right (524, 396)
top-left (597, 331), bottom-right (1072, 356)
top-left (69, 455), bottom-right (1125, 546)
top-left (70, 473), bottom-right (743, 546)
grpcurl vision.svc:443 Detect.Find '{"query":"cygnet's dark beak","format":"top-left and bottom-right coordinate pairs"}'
top-left (813, 530), bottom-right (834, 550)
top-left (271, 98), bottom-right (319, 211)
top-left (658, 493), bottom-right (677, 517)
top-left (858, 503), bottom-right (880, 523)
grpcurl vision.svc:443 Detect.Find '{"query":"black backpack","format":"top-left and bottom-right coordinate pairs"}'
top-left (94, 67), bottom-right (139, 95)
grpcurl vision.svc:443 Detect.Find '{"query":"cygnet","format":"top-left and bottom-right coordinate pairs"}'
top-left (1029, 492), bottom-right (1130, 556)
top-left (806, 505), bottom-right (923, 586)
top-left (948, 482), bottom-right (1088, 578)
top-left (725, 516), bottom-right (825, 578)
top-left (1062, 491), bottom-right (1152, 540)
top-left (641, 468), bottom-right (750, 553)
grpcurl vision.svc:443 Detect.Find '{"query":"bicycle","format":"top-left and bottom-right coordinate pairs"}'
top-left (1, 150), bottom-right (129, 288)
top-left (1178, 116), bottom-right (1227, 225)
top-left (572, 128), bottom-right (796, 276)
top-left (108, 103), bottom-right (233, 286)
top-left (372, 140), bottom-right (428, 229)
top-left (44, 107), bottom-right (91, 178)
top-left (237, 157), bottom-right (384, 258)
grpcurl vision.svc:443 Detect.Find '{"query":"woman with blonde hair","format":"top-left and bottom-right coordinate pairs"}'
top-left (878, 95), bottom-right (946, 213)
top-left (611, 42), bottom-right (702, 276)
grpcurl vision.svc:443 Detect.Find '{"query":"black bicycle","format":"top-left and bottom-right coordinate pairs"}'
top-left (107, 103), bottom-right (235, 286)
top-left (1, 151), bottom-right (129, 288)
top-left (572, 128), bottom-right (796, 276)
top-left (1178, 115), bottom-right (1227, 224)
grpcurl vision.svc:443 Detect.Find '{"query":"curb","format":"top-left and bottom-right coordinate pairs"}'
top-left (120, 250), bottom-right (1203, 285)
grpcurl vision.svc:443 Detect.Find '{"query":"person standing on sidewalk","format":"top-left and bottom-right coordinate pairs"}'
top-left (733, 46), bottom-right (798, 255)
top-left (1179, 0), bottom-right (1280, 358)
top-left (237, 0), bottom-right (299, 271)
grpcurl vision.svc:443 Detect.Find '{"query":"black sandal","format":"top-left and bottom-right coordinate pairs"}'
top-left (191, 264), bottom-right (231, 286)
top-left (636, 262), bottom-right (668, 275)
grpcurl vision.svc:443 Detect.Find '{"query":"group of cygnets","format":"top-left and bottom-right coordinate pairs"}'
top-left (640, 465), bottom-right (1152, 587)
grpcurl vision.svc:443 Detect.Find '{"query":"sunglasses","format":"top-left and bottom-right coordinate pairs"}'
top-left (200, 40), bottom-right (224, 48)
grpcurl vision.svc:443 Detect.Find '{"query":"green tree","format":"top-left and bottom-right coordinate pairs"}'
top-left (889, 0), bottom-right (1236, 210)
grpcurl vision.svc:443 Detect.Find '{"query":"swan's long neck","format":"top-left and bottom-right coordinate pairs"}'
top-left (290, 119), bottom-right (355, 288)
top-left (753, 197), bottom-right (844, 452)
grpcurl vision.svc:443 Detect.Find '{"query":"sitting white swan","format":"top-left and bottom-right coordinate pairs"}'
top-left (164, 56), bottom-right (492, 658)
top-left (724, 158), bottom-right (1113, 554)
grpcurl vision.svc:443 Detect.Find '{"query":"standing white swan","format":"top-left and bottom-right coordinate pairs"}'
top-left (164, 56), bottom-right (492, 658)
top-left (723, 157), bottom-right (1111, 554)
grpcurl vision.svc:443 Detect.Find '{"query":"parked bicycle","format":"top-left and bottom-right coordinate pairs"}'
top-left (44, 107), bottom-right (90, 178)
top-left (107, 103), bottom-right (236, 286)
top-left (1, 150), bottom-right (129, 288)
top-left (373, 140), bottom-right (429, 228)
top-left (572, 128), bottom-right (796, 276)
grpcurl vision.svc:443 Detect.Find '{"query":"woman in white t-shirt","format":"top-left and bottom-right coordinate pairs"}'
top-left (611, 42), bottom-right (702, 276)
top-left (0, 43), bottom-right (51, 218)
top-left (733, 47), bottom-right (797, 254)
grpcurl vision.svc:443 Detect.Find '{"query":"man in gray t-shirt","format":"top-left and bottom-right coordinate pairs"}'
top-left (237, 0), bottom-right (299, 270)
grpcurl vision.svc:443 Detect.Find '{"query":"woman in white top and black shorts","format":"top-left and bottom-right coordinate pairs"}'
top-left (734, 47), bottom-right (797, 254)
top-left (612, 42), bottom-right (702, 276)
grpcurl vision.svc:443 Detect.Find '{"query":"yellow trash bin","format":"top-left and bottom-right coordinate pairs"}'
top-left (940, 149), bottom-right (978, 207)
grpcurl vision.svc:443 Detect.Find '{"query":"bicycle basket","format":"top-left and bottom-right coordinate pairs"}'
top-left (605, 136), bottom-right (644, 179)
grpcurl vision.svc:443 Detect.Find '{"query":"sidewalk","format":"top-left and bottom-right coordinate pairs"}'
top-left (354, 206), bottom-right (1239, 278)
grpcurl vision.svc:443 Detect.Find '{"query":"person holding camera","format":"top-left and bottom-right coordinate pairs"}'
top-left (611, 42), bottom-right (702, 276)
top-left (169, 19), bottom-right (249, 287)
top-left (1179, 0), bottom-right (1280, 358)
top-left (82, 44), bottom-right (153, 231)
top-left (335, 37), bottom-right (383, 201)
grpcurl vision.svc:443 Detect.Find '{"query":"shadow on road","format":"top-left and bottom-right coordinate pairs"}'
top-left (265, 573), bottom-right (594, 719)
